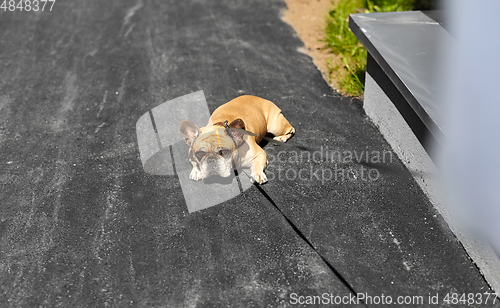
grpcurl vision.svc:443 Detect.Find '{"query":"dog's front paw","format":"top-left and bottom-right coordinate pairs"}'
top-left (251, 171), bottom-right (268, 184)
top-left (189, 168), bottom-right (203, 181)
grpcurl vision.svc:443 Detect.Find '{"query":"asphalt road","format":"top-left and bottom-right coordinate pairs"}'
top-left (0, 0), bottom-right (497, 307)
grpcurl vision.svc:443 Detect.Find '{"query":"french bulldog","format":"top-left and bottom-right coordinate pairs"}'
top-left (179, 95), bottom-right (295, 184)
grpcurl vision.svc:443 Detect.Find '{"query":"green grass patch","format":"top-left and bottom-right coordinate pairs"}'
top-left (324, 0), bottom-right (415, 97)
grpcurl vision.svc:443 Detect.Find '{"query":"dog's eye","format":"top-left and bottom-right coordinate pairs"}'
top-left (195, 151), bottom-right (205, 159)
top-left (219, 149), bottom-right (230, 156)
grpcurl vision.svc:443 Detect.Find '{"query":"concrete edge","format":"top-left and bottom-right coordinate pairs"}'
top-left (363, 71), bottom-right (500, 294)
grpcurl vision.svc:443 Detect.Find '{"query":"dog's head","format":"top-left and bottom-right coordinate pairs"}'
top-left (180, 119), bottom-right (246, 178)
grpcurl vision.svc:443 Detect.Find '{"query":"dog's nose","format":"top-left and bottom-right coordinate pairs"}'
top-left (205, 155), bottom-right (220, 175)
top-left (206, 155), bottom-right (218, 162)
top-left (206, 155), bottom-right (219, 169)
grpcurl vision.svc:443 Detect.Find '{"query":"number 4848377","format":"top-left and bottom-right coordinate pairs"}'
top-left (1, 0), bottom-right (56, 11)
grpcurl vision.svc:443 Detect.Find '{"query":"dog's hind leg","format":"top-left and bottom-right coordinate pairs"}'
top-left (268, 112), bottom-right (295, 143)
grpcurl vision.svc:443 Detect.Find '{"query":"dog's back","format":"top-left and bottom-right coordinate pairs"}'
top-left (209, 95), bottom-right (283, 143)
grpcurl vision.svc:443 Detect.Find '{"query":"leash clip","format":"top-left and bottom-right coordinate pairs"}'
top-left (223, 120), bottom-right (230, 129)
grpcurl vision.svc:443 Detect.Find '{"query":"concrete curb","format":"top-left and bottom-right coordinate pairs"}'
top-left (364, 69), bottom-right (500, 294)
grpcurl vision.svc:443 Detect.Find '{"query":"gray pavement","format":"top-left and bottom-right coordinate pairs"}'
top-left (0, 1), bottom-right (498, 307)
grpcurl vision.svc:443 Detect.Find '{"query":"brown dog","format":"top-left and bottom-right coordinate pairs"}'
top-left (179, 95), bottom-right (295, 184)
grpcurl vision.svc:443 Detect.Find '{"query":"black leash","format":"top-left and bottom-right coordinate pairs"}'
top-left (221, 121), bottom-right (378, 305)
top-left (222, 121), bottom-right (313, 152)
top-left (226, 123), bottom-right (412, 178)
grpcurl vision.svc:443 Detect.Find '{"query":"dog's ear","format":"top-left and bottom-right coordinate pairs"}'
top-left (227, 118), bottom-right (245, 147)
top-left (229, 118), bottom-right (245, 130)
top-left (180, 120), bottom-right (200, 147)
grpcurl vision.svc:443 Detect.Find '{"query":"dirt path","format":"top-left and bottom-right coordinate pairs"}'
top-left (281, 0), bottom-right (340, 89)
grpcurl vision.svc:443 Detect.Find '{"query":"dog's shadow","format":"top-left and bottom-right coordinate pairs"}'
top-left (259, 133), bottom-right (275, 148)
top-left (259, 133), bottom-right (274, 148)
top-left (202, 173), bottom-right (237, 185)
